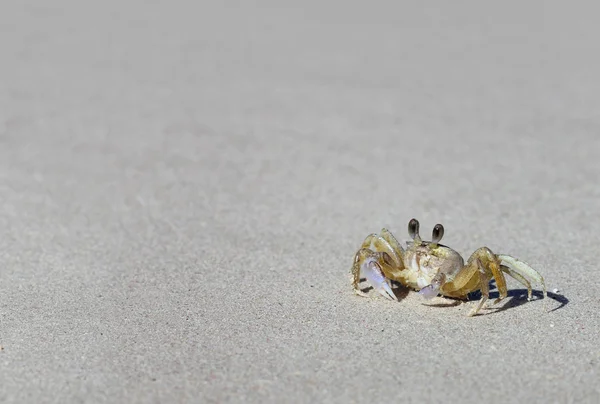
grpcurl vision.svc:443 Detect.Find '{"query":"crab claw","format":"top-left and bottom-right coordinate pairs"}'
top-left (418, 284), bottom-right (440, 300)
top-left (361, 258), bottom-right (398, 301)
top-left (418, 273), bottom-right (446, 300)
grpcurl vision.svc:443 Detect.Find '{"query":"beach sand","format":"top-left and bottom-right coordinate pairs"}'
top-left (1, 1), bottom-right (599, 402)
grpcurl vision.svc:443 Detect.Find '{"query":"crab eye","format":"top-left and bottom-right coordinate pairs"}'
top-left (432, 224), bottom-right (444, 244)
top-left (408, 218), bottom-right (420, 240)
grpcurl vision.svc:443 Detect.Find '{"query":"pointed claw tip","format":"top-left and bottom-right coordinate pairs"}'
top-left (378, 282), bottom-right (398, 301)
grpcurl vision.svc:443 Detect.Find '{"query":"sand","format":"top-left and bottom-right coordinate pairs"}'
top-left (1, 1), bottom-right (599, 402)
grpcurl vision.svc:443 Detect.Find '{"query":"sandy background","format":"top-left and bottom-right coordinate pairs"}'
top-left (1, 1), bottom-right (599, 402)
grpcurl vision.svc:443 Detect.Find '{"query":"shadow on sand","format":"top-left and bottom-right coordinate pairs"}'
top-left (360, 278), bottom-right (568, 315)
top-left (466, 279), bottom-right (568, 315)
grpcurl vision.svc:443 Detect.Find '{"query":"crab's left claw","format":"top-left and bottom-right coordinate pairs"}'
top-left (361, 258), bottom-right (398, 301)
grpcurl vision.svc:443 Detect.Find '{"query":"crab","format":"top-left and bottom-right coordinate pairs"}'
top-left (351, 219), bottom-right (547, 316)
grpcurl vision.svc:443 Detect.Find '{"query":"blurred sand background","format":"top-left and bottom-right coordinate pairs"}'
top-left (1, 1), bottom-right (599, 402)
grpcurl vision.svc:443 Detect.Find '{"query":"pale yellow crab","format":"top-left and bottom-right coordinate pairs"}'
top-left (351, 219), bottom-right (547, 316)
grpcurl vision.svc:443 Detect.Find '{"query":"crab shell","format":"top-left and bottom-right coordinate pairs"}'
top-left (402, 241), bottom-right (464, 290)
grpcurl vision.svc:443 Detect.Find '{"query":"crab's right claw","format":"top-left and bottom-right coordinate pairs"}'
top-left (361, 258), bottom-right (398, 301)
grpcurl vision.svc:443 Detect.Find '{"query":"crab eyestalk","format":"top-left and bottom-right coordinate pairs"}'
top-left (408, 218), bottom-right (422, 245)
top-left (431, 224), bottom-right (444, 247)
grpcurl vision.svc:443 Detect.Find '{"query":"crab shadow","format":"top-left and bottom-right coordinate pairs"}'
top-left (467, 279), bottom-right (569, 315)
top-left (481, 290), bottom-right (568, 315)
top-left (421, 299), bottom-right (463, 308)
top-left (359, 280), bottom-right (411, 301)
top-left (391, 284), bottom-right (411, 300)
top-left (359, 279), bottom-right (569, 314)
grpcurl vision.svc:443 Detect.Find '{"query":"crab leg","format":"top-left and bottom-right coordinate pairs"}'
top-left (443, 247), bottom-right (508, 316)
top-left (378, 228), bottom-right (405, 267)
top-left (500, 264), bottom-right (532, 300)
top-left (498, 255), bottom-right (547, 299)
top-left (469, 258), bottom-right (492, 316)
